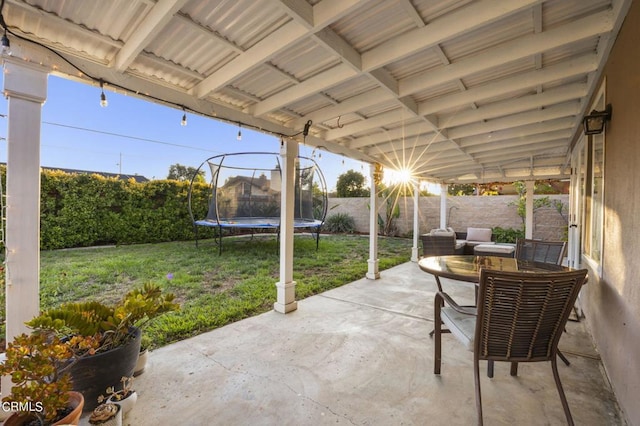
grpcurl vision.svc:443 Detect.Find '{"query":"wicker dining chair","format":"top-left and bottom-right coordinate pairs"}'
top-left (421, 233), bottom-right (467, 338)
top-left (434, 268), bottom-right (588, 426)
top-left (515, 239), bottom-right (567, 265)
top-left (514, 238), bottom-right (572, 366)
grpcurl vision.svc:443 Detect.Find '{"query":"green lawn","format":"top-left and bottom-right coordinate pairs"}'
top-left (3, 234), bottom-right (412, 348)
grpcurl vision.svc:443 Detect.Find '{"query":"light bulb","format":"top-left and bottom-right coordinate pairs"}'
top-left (99, 80), bottom-right (108, 107)
top-left (237, 128), bottom-right (242, 141)
top-left (1, 31), bottom-right (10, 55)
top-left (181, 113), bottom-right (187, 126)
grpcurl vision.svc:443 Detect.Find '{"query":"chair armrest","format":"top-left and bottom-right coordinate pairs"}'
top-left (436, 291), bottom-right (477, 316)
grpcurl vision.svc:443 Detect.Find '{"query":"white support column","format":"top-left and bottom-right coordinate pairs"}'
top-left (525, 180), bottom-right (535, 239)
top-left (440, 183), bottom-right (448, 228)
top-left (2, 59), bottom-right (48, 396)
top-left (411, 181), bottom-right (420, 262)
top-left (274, 139), bottom-right (298, 313)
top-left (366, 164), bottom-right (380, 279)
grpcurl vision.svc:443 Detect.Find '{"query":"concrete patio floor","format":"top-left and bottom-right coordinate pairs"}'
top-left (106, 261), bottom-right (623, 425)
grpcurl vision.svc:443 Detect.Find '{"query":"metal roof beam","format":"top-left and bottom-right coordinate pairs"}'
top-left (361, 0), bottom-right (543, 70)
top-left (114, 0), bottom-right (188, 71)
top-left (324, 57), bottom-right (593, 142)
top-left (399, 10), bottom-right (613, 96)
top-left (447, 102), bottom-right (580, 139)
top-left (192, 21), bottom-right (308, 99)
top-left (458, 117), bottom-right (575, 148)
top-left (418, 55), bottom-right (598, 116)
top-left (438, 83), bottom-right (588, 128)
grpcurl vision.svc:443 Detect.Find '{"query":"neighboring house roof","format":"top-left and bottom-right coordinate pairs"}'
top-left (1, 162), bottom-right (149, 182)
top-left (222, 175), bottom-right (271, 190)
top-left (43, 166), bottom-right (150, 183)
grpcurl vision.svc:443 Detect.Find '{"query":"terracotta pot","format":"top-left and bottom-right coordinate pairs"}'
top-left (55, 391), bottom-right (84, 425)
top-left (2, 391), bottom-right (84, 426)
top-left (67, 327), bottom-right (141, 412)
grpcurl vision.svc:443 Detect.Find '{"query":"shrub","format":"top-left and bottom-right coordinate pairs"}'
top-left (492, 227), bottom-right (524, 243)
top-left (324, 213), bottom-right (356, 233)
top-left (0, 165), bottom-right (211, 250)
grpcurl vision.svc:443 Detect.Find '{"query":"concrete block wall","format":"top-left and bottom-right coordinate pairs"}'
top-left (327, 194), bottom-right (569, 241)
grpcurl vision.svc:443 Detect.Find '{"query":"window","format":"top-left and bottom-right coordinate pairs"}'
top-left (242, 182), bottom-right (251, 196)
top-left (578, 84), bottom-right (606, 272)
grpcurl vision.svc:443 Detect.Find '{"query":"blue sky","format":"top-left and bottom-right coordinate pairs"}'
top-left (0, 74), bottom-right (367, 191)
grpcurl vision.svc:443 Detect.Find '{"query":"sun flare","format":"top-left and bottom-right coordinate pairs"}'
top-left (384, 167), bottom-right (414, 186)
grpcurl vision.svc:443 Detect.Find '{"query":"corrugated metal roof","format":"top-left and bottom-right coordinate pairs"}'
top-left (2, 0), bottom-right (631, 183)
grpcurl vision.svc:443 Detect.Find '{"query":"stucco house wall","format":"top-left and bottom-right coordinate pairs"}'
top-left (327, 195), bottom-right (568, 241)
top-left (580, 2), bottom-right (640, 423)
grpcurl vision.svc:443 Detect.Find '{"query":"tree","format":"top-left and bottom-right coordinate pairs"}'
top-left (167, 163), bottom-right (205, 183)
top-left (511, 181), bottom-right (554, 225)
top-left (448, 183), bottom-right (476, 196)
top-left (336, 169), bottom-right (370, 197)
top-left (377, 188), bottom-right (401, 236)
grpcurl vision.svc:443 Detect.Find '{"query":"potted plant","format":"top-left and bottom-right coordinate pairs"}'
top-left (0, 331), bottom-right (86, 425)
top-left (88, 403), bottom-right (121, 426)
top-left (25, 282), bottom-right (179, 411)
top-left (133, 334), bottom-right (152, 377)
top-left (98, 376), bottom-right (137, 417)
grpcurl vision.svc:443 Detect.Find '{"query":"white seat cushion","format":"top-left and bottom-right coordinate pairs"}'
top-left (466, 241), bottom-right (495, 246)
top-left (430, 228), bottom-right (455, 237)
top-left (466, 227), bottom-right (492, 242)
top-left (474, 243), bottom-right (514, 254)
top-left (441, 307), bottom-right (476, 351)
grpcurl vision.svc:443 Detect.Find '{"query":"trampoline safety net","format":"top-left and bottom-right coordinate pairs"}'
top-left (187, 152), bottom-right (328, 252)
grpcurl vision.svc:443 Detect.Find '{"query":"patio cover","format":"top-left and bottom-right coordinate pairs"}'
top-left (0, 0), bottom-right (631, 182)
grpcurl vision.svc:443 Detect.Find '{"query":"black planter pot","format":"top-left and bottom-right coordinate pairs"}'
top-left (68, 327), bottom-right (141, 412)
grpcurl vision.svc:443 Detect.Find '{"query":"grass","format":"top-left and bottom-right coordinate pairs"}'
top-left (3, 234), bottom-right (412, 349)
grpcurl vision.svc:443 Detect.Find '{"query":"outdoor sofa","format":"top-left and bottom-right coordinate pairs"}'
top-left (421, 227), bottom-right (514, 257)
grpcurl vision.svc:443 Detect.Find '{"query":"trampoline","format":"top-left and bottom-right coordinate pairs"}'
top-left (187, 152), bottom-right (328, 253)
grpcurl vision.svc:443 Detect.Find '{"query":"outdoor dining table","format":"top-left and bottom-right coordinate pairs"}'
top-left (418, 254), bottom-right (573, 287)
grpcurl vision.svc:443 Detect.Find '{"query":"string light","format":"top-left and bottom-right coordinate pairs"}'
top-left (0, 11), bottom-right (301, 142)
top-left (99, 80), bottom-right (108, 107)
top-left (1, 29), bottom-right (10, 55)
top-left (237, 124), bottom-right (242, 141)
top-left (0, 9), bottom-right (10, 56)
top-left (180, 107), bottom-right (187, 126)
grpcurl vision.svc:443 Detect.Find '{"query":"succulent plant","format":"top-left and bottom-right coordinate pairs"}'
top-left (26, 282), bottom-right (178, 353)
top-left (0, 331), bottom-right (76, 424)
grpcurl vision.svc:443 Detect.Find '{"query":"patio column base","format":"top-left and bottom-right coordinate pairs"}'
top-left (274, 280), bottom-right (298, 313)
top-left (411, 246), bottom-right (420, 262)
top-left (366, 259), bottom-right (380, 280)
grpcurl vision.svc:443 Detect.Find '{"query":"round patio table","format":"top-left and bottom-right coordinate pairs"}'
top-left (418, 255), bottom-right (570, 284)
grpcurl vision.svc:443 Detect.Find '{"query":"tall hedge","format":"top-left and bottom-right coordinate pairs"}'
top-left (2, 167), bottom-right (211, 250)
